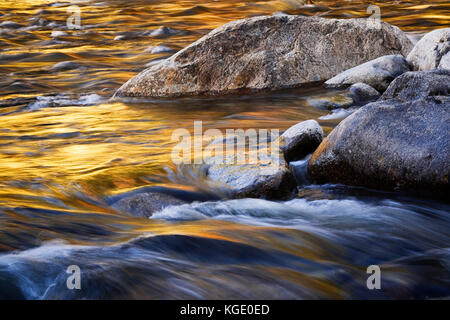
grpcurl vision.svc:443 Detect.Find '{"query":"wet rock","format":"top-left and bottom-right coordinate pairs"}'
top-left (50, 61), bottom-right (81, 71)
top-left (381, 69), bottom-right (450, 101)
top-left (145, 45), bottom-right (176, 54)
top-left (308, 97), bottom-right (450, 196)
top-left (112, 192), bottom-right (186, 217)
top-left (318, 107), bottom-right (358, 121)
top-left (307, 94), bottom-right (353, 110)
top-left (114, 15), bottom-right (412, 98)
top-left (0, 21), bottom-right (22, 29)
top-left (407, 28), bottom-right (450, 71)
top-left (147, 26), bottom-right (180, 38)
top-left (51, 31), bottom-right (68, 38)
top-left (325, 55), bottom-right (411, 92)
top-left (113, 32), bottom-right (141, 41)
top-left (309, 83), bottom-right (379, 113)
top-left (206, 149), bottom-right (297, 199)
top-left (279, 120), bottom-right (323, 162)
top-left (348, 82), bottom-right (380, 105)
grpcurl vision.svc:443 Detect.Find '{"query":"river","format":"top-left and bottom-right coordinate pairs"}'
top-left (0, 0), bottom-right (449, 299)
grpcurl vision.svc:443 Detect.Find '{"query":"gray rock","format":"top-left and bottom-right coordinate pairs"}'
top-left (348, 82), bottom-right (380, 104)
top-left (51, 61), bottom-right (82, 72)
top-left (114, 15), bottom-right (412, 98)
top-left (307, 94), bottom-right (354, 110)
top-left (112, 192), bottom-right (186, 217)
top-left (280, 120), bottom-right (323, 162)
top-left (439, 52), bottom-right (450, 69)
top-left (325, 55), bottom-right (411, 92)
top-left (309, 83), bottom-right (379, 112)
top-left (308, 97), bottom-right (450, 195)
top-left (206, 149), bottom-right (297, 199)
top-left (381, 69), bottom-right (450, 101)
top-left (407, 28), bottom-right (450, 71)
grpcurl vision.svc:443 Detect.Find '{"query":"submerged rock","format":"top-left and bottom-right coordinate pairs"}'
top-left (50, 30), bottom-right (68, 38)
top-left (381, 69), bottom-right (450, 101)
top-left (407, 28), bottom-right (450, 71)
top-left (50, 61), bottom-right (82, 72)
top-left (112, 192), bottom-right (186, 217)
top-left (307, 94), bottom-right (353, 110)
top-left (114, 15), bottom-right (412, 98)
top-left (145, 45), bottom-right (176, 54)
top-left (325, 55), bottom-right (411, 92)
top-left (308, 97), bottom-right (450, 195)
top-left (280, 120), bottom-right (323, 162)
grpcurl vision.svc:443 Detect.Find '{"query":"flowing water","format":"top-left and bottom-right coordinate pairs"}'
top-left (0, 0), bottom-right (449, 299)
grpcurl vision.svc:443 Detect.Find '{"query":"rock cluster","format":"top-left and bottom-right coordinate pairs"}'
top-left (113, 22), bottom-right (449, 217)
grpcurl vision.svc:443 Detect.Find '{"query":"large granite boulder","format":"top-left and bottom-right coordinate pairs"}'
top-left (114, 15), bottom-right (413, 98)
top-left (279, 120), bottom-right (323, 162)
top-left (381, 69), bottom-right (450, 101)
top-left (325, 55), bottom-right (411, 92)
top-left (407, 28), bottom-right (450, 71)
top-left (308, 97), bottom-right (450, 195)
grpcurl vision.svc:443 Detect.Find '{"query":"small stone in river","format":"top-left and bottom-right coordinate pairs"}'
top-left (145, 45), bottom-right (176, 54)
top-left (307, 94), bottom-right (353, 110)
top-left (348, 83), bottom-right (380, 105)
top-left (51, 30), bottom-right (68, 38)
top-left (206, 143), bottom-right (297, 199)
top-left (51, 61), bottom-right (81, 71)
top-left (112, 192), bottom-right (186, 217)
top-left (279, 120), bottom-right (323, 163)
top-left (148, 26), bottom-right (179, 37)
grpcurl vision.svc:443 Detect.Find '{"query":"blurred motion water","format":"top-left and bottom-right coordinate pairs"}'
top-left (0, 0), bottom-right (449, 299)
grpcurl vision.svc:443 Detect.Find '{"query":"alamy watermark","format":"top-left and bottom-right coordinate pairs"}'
top-left (367, 5), bottom-right (382, 29)
top-left (366, 265), bottom-right (381, 290)
top-left (66, 265), bottom-right (81, 290)
top-left (67, 5), bottom-right (81, 30)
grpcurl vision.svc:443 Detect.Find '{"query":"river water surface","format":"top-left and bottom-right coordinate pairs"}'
top-left (0, 0), bottom-right (449, 299)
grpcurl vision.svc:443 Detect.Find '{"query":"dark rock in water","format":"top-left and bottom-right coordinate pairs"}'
top-left (381, 69), bottom-right (450, 101)
top-left (145, 45), bottom-right (177, 54)
top-left (308, 97), bottom-right (450, 196)
top-left (50, 61), bottom-right (81, 72)
top-left (147, 26), bottom-right (181, 38)
top-left (114, 15), bottom-right (412, 98)
top-left (407, 28), bottom-right (450, 71)
top-left (308, 83), bottom-right (379, 113)
top-left (325, 55), bottom-right (411, 92)
top-left (347, 82), bottom-right (380, 105)
top-left (0, 21), bottom-right (23, 29)
top-left (206, 150), bottom-right (297, 200)
top-left (279, 120), bottom-right (323, 162)
top-left (112, 192), bottom-right (186, 217)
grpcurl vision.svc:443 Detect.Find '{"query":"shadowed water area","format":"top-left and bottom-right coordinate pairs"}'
top-left (0, 0), bottom-right (449, 299)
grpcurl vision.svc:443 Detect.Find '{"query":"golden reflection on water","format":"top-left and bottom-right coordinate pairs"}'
top-left (0, 1), bottom-right (449, 299)
top-left (0, 0), bottom-right (449, 196)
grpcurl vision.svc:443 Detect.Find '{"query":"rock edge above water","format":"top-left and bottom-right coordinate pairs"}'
top-left (114, 15), bottom-right (413, 98)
